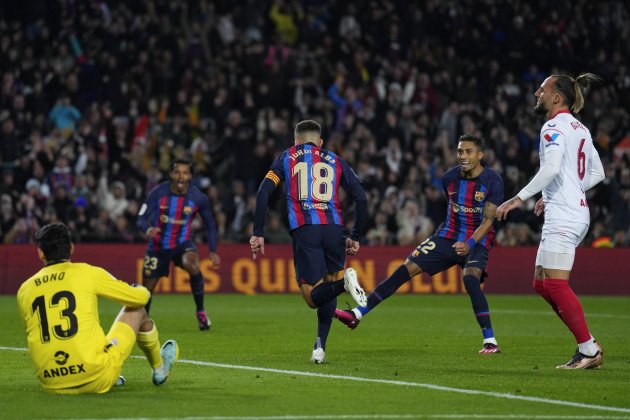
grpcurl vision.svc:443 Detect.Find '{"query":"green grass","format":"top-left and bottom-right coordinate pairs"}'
top-left (1, 293), bottom-right (629, 419)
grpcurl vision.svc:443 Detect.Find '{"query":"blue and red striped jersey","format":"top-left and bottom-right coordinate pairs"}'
top-left (137, 182), bottom-right (217, 252)
top-left (436, 166), bottom-right (504, 248)
top-left (254, 143), bottom-right (367, 239)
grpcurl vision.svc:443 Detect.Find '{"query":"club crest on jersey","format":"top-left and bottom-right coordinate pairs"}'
top-left (474, 191), bottom-right (485, 202)
top-left (183, 206), bottom-right (192, 214)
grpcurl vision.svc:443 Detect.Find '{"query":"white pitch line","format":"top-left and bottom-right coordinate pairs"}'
top-left (2, 346), bottom-right (629, 415)
top-left (173, 358), bottom-right (630, 414)
top-left (57, 414), bottom-right (630, 420)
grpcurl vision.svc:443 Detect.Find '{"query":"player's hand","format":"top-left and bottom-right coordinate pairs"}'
top-left (249, 236), bottom-right (265, 260)
top-left (452, 241), bottom-right (469, 256)
top-left (495, 197), bottom-right (523, 221)
top-left (346, 238), bottom-right (360, 256)
top-left (534, 197), bottom-right (545, 216)
top-left (146, 227), bottom-right (161, 238)
top-left (208, 252), bottom-right (221, 268)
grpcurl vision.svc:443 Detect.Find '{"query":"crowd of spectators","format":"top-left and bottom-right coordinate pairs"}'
top-left (1, 0), bottom-right (629, 248)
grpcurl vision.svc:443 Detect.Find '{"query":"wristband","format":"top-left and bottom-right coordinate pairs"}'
top-left (465, 238), bottom-right (477, 249)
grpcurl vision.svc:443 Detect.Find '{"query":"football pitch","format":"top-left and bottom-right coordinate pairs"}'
top-left (1, 293), bottom-right (629, 420)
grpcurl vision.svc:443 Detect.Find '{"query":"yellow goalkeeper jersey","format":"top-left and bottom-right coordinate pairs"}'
top-left (17, 261), bottom-right (150, 390)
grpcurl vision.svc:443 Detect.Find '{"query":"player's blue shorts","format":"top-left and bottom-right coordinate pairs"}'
top-left (407, 235), bottom-right (489, 281)
top-left (291, 224), bottom-right (346, 286)
top-left (143, 240), bottom-right (197, 279)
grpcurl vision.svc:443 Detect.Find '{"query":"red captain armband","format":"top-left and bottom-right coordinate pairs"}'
top-left (465, 238), bottom-right (477, 249)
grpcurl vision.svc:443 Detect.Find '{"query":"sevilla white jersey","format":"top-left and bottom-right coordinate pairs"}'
top-left (537, 110), bottom-right (601, 224)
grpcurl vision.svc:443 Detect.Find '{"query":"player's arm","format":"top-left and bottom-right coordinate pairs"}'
top-left (586, 146), bottom-right (605, 190)
top-left (341, 161), bottom-right (368, 253)
top-left (16, 285), bottom-right (30, 328)
top-left (93, 267), bottom-right (151, 308)
top-left (197, 193), bottom-right (220, 266)
top-left (251, 166), bottom-right (281, 259)
top-left (457, 172), bottom-right (504, 254)
top-left (137, 188), bottom-right (159, 237)
top-left (496, 132), bottom-right (564, 220)
top-left (454, 202), bottom-right (498, 255)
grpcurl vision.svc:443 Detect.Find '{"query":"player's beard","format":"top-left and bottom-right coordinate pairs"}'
top-left (533, 100), bottom-right (547, 115)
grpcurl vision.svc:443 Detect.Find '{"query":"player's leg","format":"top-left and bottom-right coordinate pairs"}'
top-left (179, 248), bottom-right (211, 330)
top-left (336, 236), bottom-right (449, 328)
top-left (461, 267), bottom-right (499, 353)
top-left (460, 246), bottom-right (500, 353)
top-left (292, 225), bottom-right (347, 363)
top-left (141, 250), bottom-right (170, 314)
top-left (312, 292), bottom-right (337, 364)
top-left (142, 278), bottom-right (158, 313)
top-left (537, 223), bottom-right (602, 368)
top-left (360, 260), bottom-right (420, 316)
top-left (110, 306), bottom-right (180, 384)
top-left (294, 226), bottom-right (342, 309)
top-left (533, 264), bottom-right (562, 317)
top-left (311, 235), bottom-right (353, 362)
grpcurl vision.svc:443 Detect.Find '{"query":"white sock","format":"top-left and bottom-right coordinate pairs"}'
top-left (578, 338), bottom-right (598, 356)
top-left (352, 308), bottom-right (363, 320)
top-left (483, 337), bottom-right (498, 345)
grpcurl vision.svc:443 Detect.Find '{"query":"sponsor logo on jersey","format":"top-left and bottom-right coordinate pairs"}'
top-left (544, 132), bottom-right (560, 148)
top-left (474, 191), bottom-right (485, 202)
top-left (54, 351), bottom-right (69, 365)
top-left (159, 214), bottom-right (187, 225)
top-left (43, 351), bottom-right (86, 378)
top-left (451, 203), bottom-right (482, 213)
top-left (43, 364), bottom-right (86, 378)
top-left (544, 133), bottom-right (559, 142)
top-left (302, 202), bottom-right (329, 210)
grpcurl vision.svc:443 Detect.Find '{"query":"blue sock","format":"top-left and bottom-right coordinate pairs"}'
top-left (190, 273), bottom-right (205, 312)
top-left (358, 265), bottom-right (411, 316)
top-left (463, 274), bottom-right (494, 339)
top-left (315, 298), bottom-right (336, 350)
top-left (311, 280), bottom-right (345, 307)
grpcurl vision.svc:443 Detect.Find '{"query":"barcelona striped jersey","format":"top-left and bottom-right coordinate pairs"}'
top-left (436, 166), bottom-right (504, 249)
top-left (254, 143), bottom-right (366, 237)
top-left (137, 182), bottom-right (217, 252)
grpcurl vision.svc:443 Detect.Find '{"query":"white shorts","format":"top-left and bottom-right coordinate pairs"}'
top-left (535, 220), bottom-right (588, 270)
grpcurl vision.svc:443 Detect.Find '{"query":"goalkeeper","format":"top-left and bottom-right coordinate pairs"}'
top-left (17, 223), bottom-right (179, 394)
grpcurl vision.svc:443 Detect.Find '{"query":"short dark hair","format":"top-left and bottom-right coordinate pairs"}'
top-left (36, 223), bottom-right (72, 262)
top-left (170, 158), bottom-right (194, 174)
top-left (294, 120), bottom-right (321, 137)
top-left (458, 134), bottom-right (484, 150)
